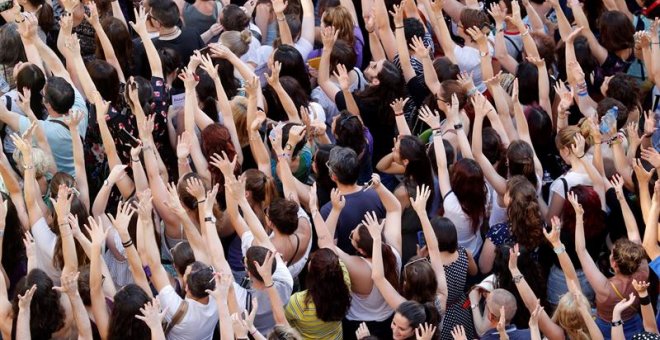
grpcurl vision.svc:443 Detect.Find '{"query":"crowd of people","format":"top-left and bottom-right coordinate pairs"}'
top-left (0, 0), bottom-right (659, 337)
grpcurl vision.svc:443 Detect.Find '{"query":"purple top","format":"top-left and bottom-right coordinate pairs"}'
top-left (307, 26), bottom-right (364, 67)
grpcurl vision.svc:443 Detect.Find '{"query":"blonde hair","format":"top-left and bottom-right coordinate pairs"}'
top-left (321, 6), bottom-right (355, 47)
top-left (219, 29), bottom-right (252, 57)
top-left (13, 146), bottom-right (52, 179)
top-left (555, 125), bottom-right (590, 152)
top-left (231, 96), bottom-right (249, 147)
top-left (552, 293), bottom-right (591, 340)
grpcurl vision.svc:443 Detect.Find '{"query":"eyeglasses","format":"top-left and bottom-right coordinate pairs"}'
top-left (339, 114), bottom-right (358, 127)
top-left (325, 160), bottom-right (333, 173)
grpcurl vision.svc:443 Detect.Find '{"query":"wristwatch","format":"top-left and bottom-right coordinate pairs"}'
top-left (285, 143), bottom-right (293, 151)
top-left (205, 215), bottom-right (217, 223)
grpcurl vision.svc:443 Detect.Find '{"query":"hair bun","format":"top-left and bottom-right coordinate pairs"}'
top-left (240, 29), bottom-right (252, 44)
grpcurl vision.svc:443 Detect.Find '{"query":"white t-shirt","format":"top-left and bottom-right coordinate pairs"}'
top-left (443, 191), bottom-right (486, 256)
top-left (32, 217), bottom-right (62, 283)
top-left (233, 255), bottom-right (293, 335)
top-left (549, 171), bottom-right (592, 200)
top-left (157, 285), bottom-right (218, 340)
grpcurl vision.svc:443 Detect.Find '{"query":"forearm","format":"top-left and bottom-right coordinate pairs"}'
top-left (342, 89), bottom-right (360, 116)
top-left (273, 85), bottom-right (301, 123)
top-left (612, 142), bottom-right (634, 189)
top-left (611, 313), bottom-right (625, 340)
top-left (312, 210), bottom-right (335, 249)
top-left (16, 308), bottom-right (31, 340)
top-left (489, 85), bottom-right (517, 142)
top-left (58, 220), bottom-right (78, 275)
top-left (419, 54), bottom-right (441, 95)
top-left (202, 219), bottom-right (232, 278)
top-left (216, 80), bottom-right (243, 164)
top-left (137, 32), bottom-right (163, 78)
top-left (177, 157), bottom-right (192, 179)
top-left (92, 183), bottom-right (112, 217)
top-left (35, 38), bottom-right (70, 81)
top-left (395, 26), bottom-right (416, 81)
top-left (266, 285), bottom-right (289, 326)
top-left (618, 194), bottom-right (641, 243)
top-left (275, 14), bottom-right (293, 45)
top-left (90, 245), bottom-right (109, 339)
top-left (553, 4), bottom-right (572, 40)
top-left (67, 292), bottom-right (93, 340)
top-left (238, 199), bottom-right (271, 247)
top-left (179, 213), bottom-right (210, 263)
top-left (494, 29), bottom-right (518, 74)
top-left (395, 115), bottom-right (411, 136)
top-left (536, 64), bottom-right (551, 115)
top-left (276, 157), bottom-right (299, 204)
top-left (92, 21), bottom-right (125, 82)
top-left (524, 4), bottom-right (545, 33)
top-left (117, 230), bottom-right (152, 296)
top-left (249, 129), bottom-right (272, 177)
top-left (367, 31), bottom-right (386, 62)
top-left (69, 126), bottom-right (90, 211)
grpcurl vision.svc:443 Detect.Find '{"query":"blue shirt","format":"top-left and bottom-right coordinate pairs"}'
top-left (18, 88), bottom-right (88, 176)
top-left (649, 256), bottom-right (660, 277)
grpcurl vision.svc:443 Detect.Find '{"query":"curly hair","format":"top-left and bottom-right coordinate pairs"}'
top-left (108, 284), bottom-right (151, 340)
top-left (305, 249), bottom-right (351, 321)
top-left (12, 269), bottom-right (65, 340)
top-left (505, 176), bottom-right (544, 250)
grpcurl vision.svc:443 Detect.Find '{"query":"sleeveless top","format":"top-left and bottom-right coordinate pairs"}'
top-left (346, 248), bottom-right (402, 321)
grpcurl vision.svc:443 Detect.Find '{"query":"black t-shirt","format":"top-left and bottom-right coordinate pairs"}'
top-left (133, 28), bottom-right (204, 78)
top-left (334, 91), bottom-right (395, 166)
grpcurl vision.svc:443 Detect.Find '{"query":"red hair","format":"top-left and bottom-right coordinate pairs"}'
top-left (200, 124), bottom-right (240, 206)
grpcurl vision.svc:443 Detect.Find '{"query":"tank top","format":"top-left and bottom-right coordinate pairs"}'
top-left (346, 249), bottom-right (401, 321)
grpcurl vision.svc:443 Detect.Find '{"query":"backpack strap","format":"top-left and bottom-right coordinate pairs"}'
top-left (164, 300), bottom-right (189, 335)
top-left (503, 35), bottom-right (523, 62)
top-left (560, 177), bottom-right (568, 198)
top-left (49, 119), bottom-right (83, 141)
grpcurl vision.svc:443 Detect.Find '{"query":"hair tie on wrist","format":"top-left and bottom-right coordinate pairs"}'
top-left (122, 239), bottom-right (134, 248)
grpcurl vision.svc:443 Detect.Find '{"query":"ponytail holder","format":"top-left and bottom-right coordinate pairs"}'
top-left (643, 0), bottom-right (660, 16)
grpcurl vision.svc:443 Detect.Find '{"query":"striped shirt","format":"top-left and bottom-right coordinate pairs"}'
top-left (284, 262), bottom-right (351, 339)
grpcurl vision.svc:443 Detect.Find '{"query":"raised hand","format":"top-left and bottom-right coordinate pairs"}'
top-left (18, 284), bottom-right (37, 310)
top-left (410, 185), bottom-right (431, 214)
top-left (415, 323), bottom-right (437, 340)
top-left (185, 177), bottom-right (207, 203)
top-left (85, 216), bottom-right (107, 247)
top-left (389, 0), bottom-right (405, 27)
top-left (254, 250), bottom-right (276, 287)
top-left (633, 158), bottom-right (655, 184)
top-left (107, 164), bottom-right (128, 185)
top-left (178, 66), bottom-right (198, 89)
top-left (566, 26), bottom-right (584, 44)
top-left (643, 110), bottom-right (656, 137)
top-left (176, 132), bottom-right (192, 160)
top-left (641, 147), bottom-right (660, 168)
top-left (163, 183), bottom-right (187, 217)
top-left (52, 184), bottom-right (73, 222)
top-left (107, 201), bottom-right (136, 234)
top-left (526, 56), bottom-right (546, 68)
top-left (244, 75), bottom-right (260, 99)
top-left (333, 64), bottom-right (351, 91)
top-left (409, 36), bottom-right (430, 59)
top-left (135, 300), bottom-right (167, 329)
top-left (613, 293), bottom-right (636, 316)
top-left (53, 271), bottom-right (81, 297)
top-left (136, 189), bottom-right (153, 221)
top-left (632, 279), bottom-right (650, 295)
top-left (209, 151), bottom-right (238, 179)
top-left (465, 26), bottom-right (487, 47)
top-left (451, 325), bottom-right (467, 340)
top-left (418, 105), bottom-right (441, 130)
top-left (627, 121), bottom-right (641, 148)
top-left (64, 34), bottom-right (82, 55)
top-left (64, 109), bottom-right (84, 129)
top-left (487, 2), bottom-right (506, 26)
top-left (16, 87), bottom-right (32, 117)
top-left (356, 322), bottom-right (371, 340)
top-left (544, 216), bottom-right (562, 247)
top-left (92, 91), bottom-right (111, 121)
top-left (609, 174), bottom-right (625, 200)
top-left (199, 54), bottom-right (219, 81)
top-left (330, 188), bottom-right (345, 211)
top-left (266, 61), bottom-right (282, 87)
top-left (321, 25), bottom-right (338, 50)
top-left (496, 306), bottom-right (507, 334)
top-left (570, 133), bottom-right (585, 158)
top-left (205, 272), bottom-right (233, 299)
top-left (271, 0), bottom-right (288, 14)
top-left (23, 232), bottom-right (36, 261)
top-left (457, 71), bottom-right (476, 91)
top-left (225, 175), bottom-right (247, 202)
top-left (554, 80), bottom-right (574, 113)
top-left (361, 211), bottom-right (384, 239)
top-left (446, 93), bottom-right (461, 124)
top-left (567, 191), bottom-right (584, 215)
top-left (529, 303), bottom-right (543, 328)
top-left (84, 1), bottom-right (101, 27)
top-left (390, 97), bottom-right (410, 116)
top-left (508, 243), bottom-right (520, 272)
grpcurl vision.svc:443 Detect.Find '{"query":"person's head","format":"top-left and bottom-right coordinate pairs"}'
top-left (561, 185), bottom-right (605, 240)
top-left (87, 59), bottom-right (121, 106)
top-left (244, 168), bottom-right (278, 208)
top-left (312, 143), bottom-right (336, 191)
top-left (610, 238), bottom-right (646, 276)
top-left (231, 96), bottom-right (249, 146)
top-left (504, 176), bottom-right (544, 249)
top-left (321, 6), bottom-right (355, 47)
top-left (526, 105), bottom-right (553, 155)
top-left (12, 269), bottom-right (65, 339)
top-left (219, 29), bottom-right (252, 57)
top-left (458, 8), bottom-right (490, 40)
top-left (171, 241), bottom-right (195, 277)
top-left (332, 111), bottom-right (366, 156)
top-left (450, 158), bottom-right (487, 233)
top-left (532, 32), bottom-right (556, 66)
top-left (482, 127), bottom-right (507, 177)
top-left (183, 261), bottom-right (215, 299)
top-left (515, 62), bottom-right (539, 105)
top-left (245, 246), bottom-right (277, 288)
top-left (401, 256), bottom-right (438, 304)
top-left (266, 198), bottom-right (299, 235)
top-left (363, 59), bottom-right (400, 87)
top-left (220, 4), bottom-right (251, 31)
top-left (268, 123), bottom-right (306, 160)
top-left (396, 136), bottom-right (435, 206)
top-left (427, 139), bottom-right (455, 176)
top-left (267, 325), bottom-right (303, 340)
top-left (555, 126), bottom-right (584, 163)
top-left (305, 249), bottom-right (351, 322)
top-left (604, 74), bottom-right (640, 118)
top-left (195, 68), bottom-right (219, 121)
top-left (124, 76), bottom-right (153, 115)
top-left (433, 57), bottom-right (460, 82)
top-left (349, 224), bottom-right (400, 288)
top-left (158, 47), bottom-right (181, 80)
top-left (436, 79), bottom-right (469, 116)
top-left (272, 45), bottom-right (311, 93)
top-left (279, 76), bottom-right (310, 110)
top-left (149, 0), bottom-right (180, 29)
top-left (431, 217), bottom-right (458, 253)
top-left (15, 63), bottom-right (46, 117)
top-left (506, 140), bottom-right (538, 188)
top-left (201, 124), bottom-right (239, 189)
top-left (0, 24), bottom-right (26, 67)
top-left (598, 10), bottom-right (634, 52)
top-left (403, 17), bottom-right (426, 46)
top-left (214, 58), bottom-right (240, 99)
top-left (107, 285), bottom-right (152, 340)
top-left (327, 146), bottom-right (360, 185)
top-left (330, 40), bottom-right (357, 73)
top-left (13, 146), bottom-right (52, 180)
top-left (97, 17), bottom-right (133, 75)
top-left (485, 289), bottom-right (517, 326)
top-left (44, 77), bottom-right (75, 115)
top-left (596, 97), bottom-right (628, 131)
top-left (391, 301), bottom-right (439, 340)
top-left (552, 292), bottom-right (591, 340)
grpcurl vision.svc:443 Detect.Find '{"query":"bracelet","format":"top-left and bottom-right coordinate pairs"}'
top-left (578, 153), bottom-right (585, 159)
top-left (23, 164), bottom-right (34, 170)
top-left (553, 245), bottom-right (566, 254)
top-left (577, 90), bottom-right (589, 97)
top-left (513, 274), bottom-right (524, 283)
top-left (470, 303), bottom-right (479, 310)
top-left (394, 112), bottom-right (404, 116)
top-left (276, 16), bottom-right (286, 21)
top-left (521, 30), bottom-right (530, 36)
top-left (367, 29), bottom-right (375, 34)
top-left (131, 158), bottom-right (140, 163)
top-left (395, 25), bottom-right (404, 29)
top-left (122, 239), bottom-right (134, 248)
top-left (278, 153), bottom-right (291, 158)
top-left (639, 295), bottom-right (651, 306)
top-left (611, 320), bottom-right (623, 327)
top-left (178, 158), bottom-right (189, 164)
top-left (454, 123), bottom-right (463, 130)
top-left (59, 223), bottom-right (70, 228)
top-left (264, 282), bottom-right (274, 288)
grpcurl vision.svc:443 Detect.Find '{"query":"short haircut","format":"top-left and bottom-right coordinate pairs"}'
top-left (150, 0), bottom-right (179, 28)
top-left (44, 77), bottom-right (75, 114)
top-left (267, 198), bottom-right (299, 235)
top-left (487, 288), bottom-right (517, 324)
top-left (327, 146), bottom-right (360, 185)
top-left (186, 261), bottom-right (215, 298)
top-left (246, 246), bottom-right (276, 283)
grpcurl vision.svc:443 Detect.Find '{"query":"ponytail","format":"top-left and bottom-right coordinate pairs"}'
top-left (263, 176), bottom-right (277, 208)
top-left (36, 3), bottom-right (56, 31)
top-left (381, 243), bottom-right (400, 291)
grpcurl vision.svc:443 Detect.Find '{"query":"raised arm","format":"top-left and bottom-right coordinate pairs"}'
top-left (15, 285), bottom-right (36, 340)
top-left (175, 179), bottom-right (211, 263)
top-left (611, 294), bottom-right (636, 340)
top-left (372, 174), bottom-right (402, 254)
top-left (266, 62), bottom-right (301, 123)
top-left (272, 0), bottom-right (293, 45)
top-left (512, 80), bottom-right (543, 178)
top-left (471, 93), bottom-right (508, 196)
top-left (15, 90), bottom-right (57, 175)
top-left (392, 1), bottom-right (416, 82)
top-left (0, 145), bottom-right (29, 230)
top-left (245, 76), bottom-right (272, 177)
top-left (568, 0), bottom-right (607, 64)
top-left (489, 3), bottom-right (518, 73)
top-left (508, 244), bottom-right (565, 340)
top-left (135, 300), bottom-right (167, 340)
top-left (299, 0), bottom-right (315, 45)
top-left (130, 6), bottom-right (163, 79)
top-left (51, 185), bottom-right (78, 276)
top-left (65, 110), bottom-right (90, 211)
top-left (205, 273), bottom-right (235, 340)
top-left (411, 185), bottom-right (448, 312)
top-left (569, 192), bottom-right (609, 296)
top-left (527, 56), bottom-right (551, 116)
top-left (230, 177), bottom-right (276, 251)
top-left (547, 0), bottom-right (572, 40)
top-left (642, 182), bottom-right (660, 260)
top-left (410, 36), bottom-right (441, 97)
top-left (428, 0), bottom-right (457, 62)
top-left (364, 12), bottom-right (387, 62)
top-left (508, 1), bottom-right (540, 59)
top-left (633, 158), bottom-right (655, 224)
top-left (87, 217), bottom-right (111, 340)
top-left (365, 212), bottom-right (406, 309)
top-left (391, 98), bottom-right (412, 136)
top-left (87, 2), bottom-right (125, 82)
top-left (633, 280), bottom-right (659, 334)
top-left (610, 175), bottom-right (641, 243)
top-left (465, 27), bottom-right (494, 84)
top-left (318, 26), bottom-right (342, 102)
top-left (12, 134), bottom-right (44, 226)
top-left (373, 0), bottom-right (397, 60)
top-left (256, 252), bottom-right (290, 326)
top-left (419, 106), bottom-right (451, 196)
top-left (54, 272), bottom-right (93, 340)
